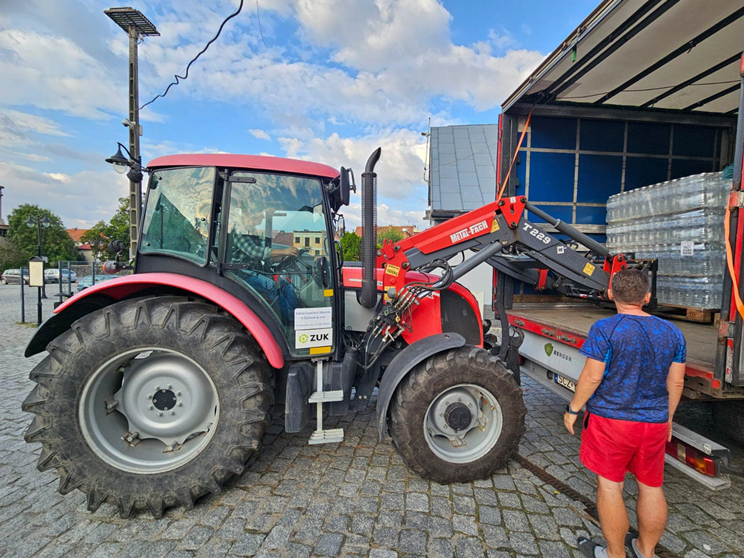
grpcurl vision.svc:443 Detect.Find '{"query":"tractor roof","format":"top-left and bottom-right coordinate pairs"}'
top-left (147, 154), bottom-right (339, 180)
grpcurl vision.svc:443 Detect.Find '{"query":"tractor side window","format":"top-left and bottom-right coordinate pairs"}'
top-left (141, 167), bottom-right (216, 265)
top-left (224, 172), bottom-right (334, 356)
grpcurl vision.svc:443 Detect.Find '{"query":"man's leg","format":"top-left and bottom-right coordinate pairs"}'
top-left (596, 475), bottom-right (629, 558)
top-left (635, 481), bottom-right (667, 558)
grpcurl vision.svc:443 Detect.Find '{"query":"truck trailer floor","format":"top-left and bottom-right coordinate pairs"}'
top-left (511, 304), bottom-right (718, 372)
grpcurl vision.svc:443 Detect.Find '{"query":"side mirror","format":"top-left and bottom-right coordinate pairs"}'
top-left (339, 167), bottom-right (351, 207)
top-left (108, 240), bottom-right (126, 253)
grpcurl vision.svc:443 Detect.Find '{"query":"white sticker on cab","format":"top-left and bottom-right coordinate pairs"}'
top-left (294, 307), bottom-right (333, 331)
top-left (295, 328), bottom-right (333, 349)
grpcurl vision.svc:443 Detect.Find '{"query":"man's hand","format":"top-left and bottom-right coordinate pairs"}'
top-left (272, 246), bottom-right (300, 259)
top-left (564, 411), bottom-right (578, 435)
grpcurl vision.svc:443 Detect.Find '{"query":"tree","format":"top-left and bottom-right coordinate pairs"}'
top-left (81, 197), bottom-right (131, 260)
top-left (81, 221), bottom-right (110, 261)
top-left (6, 204), bottom-right (77, 266)
top-left (339, 232), bottom-right (361, 261)
top-left (0, 237), bottom-right (27, 272)
top-left (377, 226), bottom-right (405, 248)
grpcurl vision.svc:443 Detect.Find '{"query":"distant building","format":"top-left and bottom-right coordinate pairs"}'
top-left (66, 228), bottom-right (94, 261)
top-left (293, 230), bottom-right (327, 256)
top-left (353, 225), bottom-right (418, 238)
top-left (427, 124), bottom-right (499, 314)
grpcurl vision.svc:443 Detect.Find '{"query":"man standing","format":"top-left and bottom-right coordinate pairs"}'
top-left (563, 269), bottom-right (686, 558)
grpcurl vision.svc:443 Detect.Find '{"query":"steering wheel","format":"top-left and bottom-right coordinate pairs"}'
top-left (275, 248), bottom-right (309, 272)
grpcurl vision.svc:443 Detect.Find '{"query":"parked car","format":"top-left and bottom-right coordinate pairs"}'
top-left (76, 274), bottom-right (120, 292)
top-left (1, 269), bottom-right (29, 285)
top-left (45, 269), bottom-right (78, 284)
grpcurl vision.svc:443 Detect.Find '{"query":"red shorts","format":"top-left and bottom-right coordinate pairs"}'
top-left (579, 413), bottom-right (668, 487)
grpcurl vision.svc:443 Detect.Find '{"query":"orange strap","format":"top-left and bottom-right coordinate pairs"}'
top-left (724, 206), bottom-right (744, 320)
top-left (497, 106), bottom-right (534, 200)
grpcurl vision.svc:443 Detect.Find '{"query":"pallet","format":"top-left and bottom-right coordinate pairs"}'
top-left (654, 304), bottom-right (719, 324)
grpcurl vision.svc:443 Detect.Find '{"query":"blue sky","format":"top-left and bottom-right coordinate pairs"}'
top-left (0, 0), bottom-right (598, 231)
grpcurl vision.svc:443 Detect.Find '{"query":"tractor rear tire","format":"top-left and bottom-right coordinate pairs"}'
top-left (22, 296), bottom-right (274, 518)
top-left (389, 346), bottom-right (526, 484)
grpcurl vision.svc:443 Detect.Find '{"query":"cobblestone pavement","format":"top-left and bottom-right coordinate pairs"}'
top-left (1, 284), bottom-right (743, 557)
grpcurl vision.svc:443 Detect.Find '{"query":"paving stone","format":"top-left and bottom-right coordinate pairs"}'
top-left (314, 533), bottom-right (344, 556)
top-left (503, 509), bottom-right (531, 532)
top-left (399, 529), bottom-right (427, 554)
top-left (230, 534), bottom-right (266, 556)
top-left (453, 514), bottom-right (479, 537)
top-left (0, 289), bottom-right (741, 558)
top-left (478, 505), bottom-right (501, 525)
top-left (177, 525), bottom-right (215, 550)
top-left (428, 537), bottom-right (454, 558)
top-left (406, 492), bottom-right (430, 512)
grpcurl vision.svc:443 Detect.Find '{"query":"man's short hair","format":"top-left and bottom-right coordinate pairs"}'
top-left (611, 269), bottom-right (650, 304)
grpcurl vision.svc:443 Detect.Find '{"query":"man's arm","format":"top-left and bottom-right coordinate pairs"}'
top-left (564, 357), bottom-right (606, 435)
top-left (666, 361), bottom-right (686, 441)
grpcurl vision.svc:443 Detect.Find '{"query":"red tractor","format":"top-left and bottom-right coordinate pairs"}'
top-left (22, 148), bottom-right (639, 517)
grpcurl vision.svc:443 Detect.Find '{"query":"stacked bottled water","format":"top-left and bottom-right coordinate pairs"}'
top-left (606, 172), bottom-right (728, 308)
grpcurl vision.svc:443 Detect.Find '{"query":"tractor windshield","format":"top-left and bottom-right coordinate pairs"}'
top-left (140, 166), bottom-right (216, 265)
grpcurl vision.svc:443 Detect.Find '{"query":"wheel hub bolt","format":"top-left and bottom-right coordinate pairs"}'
top-left (158, 412), bottom-right (163, 417)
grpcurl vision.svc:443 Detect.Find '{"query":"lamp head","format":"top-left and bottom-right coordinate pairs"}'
top-left (41, 216), bottom-right (51, 228)
top-left (106, 145), bottom-right (130, 174)
top-left (25, 216), bottom-right (34, 228)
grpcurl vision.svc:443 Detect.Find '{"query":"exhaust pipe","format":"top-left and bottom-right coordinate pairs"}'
top-left (359, 147), bottom-right (381, 308)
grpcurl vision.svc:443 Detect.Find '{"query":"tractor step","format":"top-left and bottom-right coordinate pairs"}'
top-left (309, 390), bottom-right (344, 404)
top-left (308, 359), bottom-right (344, 445)
top-left (309, 428), bottom-right (344, 445)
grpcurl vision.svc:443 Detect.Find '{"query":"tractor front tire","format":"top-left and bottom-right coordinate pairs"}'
top-left (389, 346), bottom-right (526, 483)
top-left (22, 296), bottom-right (274, 518)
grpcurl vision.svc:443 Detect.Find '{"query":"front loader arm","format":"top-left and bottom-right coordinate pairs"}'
top-left (378, 196), bottom-right (643, 300)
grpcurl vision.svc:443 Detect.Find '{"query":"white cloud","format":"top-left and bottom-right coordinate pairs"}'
top-left (0, 29), bottom-right (123, 120)
top-left (278, 127), bottom-right (430, 229)
top-left (134, 0), bottom-right (543, 127)
top-left (0, 161), bottom-right (130, 228)
top-left (4, 110), bottom-right (71, 137)
top-left (279, 128), bottom-right (427, 200)
top-left (43, 173), bottom-right (72, 183)
top-left (249, 128), bottom-right (271, 140)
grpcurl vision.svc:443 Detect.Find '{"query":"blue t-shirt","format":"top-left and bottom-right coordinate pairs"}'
top-left (579, 314), bottom-right (686, 423)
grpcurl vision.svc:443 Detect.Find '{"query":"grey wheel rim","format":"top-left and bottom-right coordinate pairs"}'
top-left (423, 383), bottom-right (503, 464)
top-left (79, 348), bottom-right (219, 474)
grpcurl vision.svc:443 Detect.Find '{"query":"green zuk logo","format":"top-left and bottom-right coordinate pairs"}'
top-left (544, 343), bottom-right (554, 357)
top-left (299, 334), bottom-right (309, 343)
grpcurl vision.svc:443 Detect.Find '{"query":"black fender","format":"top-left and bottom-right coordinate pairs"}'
top-left (376, 332), bottom-right (466, 441)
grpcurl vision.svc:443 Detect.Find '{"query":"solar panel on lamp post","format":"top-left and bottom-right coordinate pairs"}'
top-left (104, 7), bottom-right (159, 258)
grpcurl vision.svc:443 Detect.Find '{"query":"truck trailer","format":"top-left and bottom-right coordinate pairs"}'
top-left (494, 0), bottom-right (743, 489)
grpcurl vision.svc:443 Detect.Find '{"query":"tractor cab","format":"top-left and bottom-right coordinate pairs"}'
top-left (137, 154), bottom-right (348, 358)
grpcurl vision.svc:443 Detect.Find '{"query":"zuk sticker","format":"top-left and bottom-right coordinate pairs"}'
top-left (386, 264), bottom-right (400, 277)
top-left (582, 263), bottom-right (595, 276)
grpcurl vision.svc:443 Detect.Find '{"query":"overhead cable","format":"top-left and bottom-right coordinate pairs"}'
top-left (140, 0), bottom-right (245, 110)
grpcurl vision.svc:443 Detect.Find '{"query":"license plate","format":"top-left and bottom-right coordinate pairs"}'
top-left (554, 374), bottom-right (576, 392)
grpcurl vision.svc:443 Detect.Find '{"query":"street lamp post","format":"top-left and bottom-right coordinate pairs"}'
top-left (26, 215), bottom-right (50, 321)
top-left (104, 7), bottom-right (159, 258)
